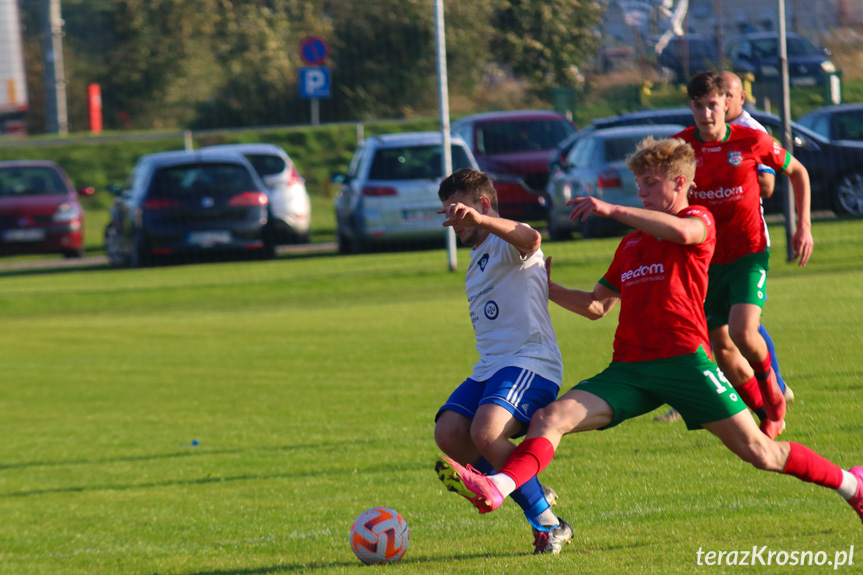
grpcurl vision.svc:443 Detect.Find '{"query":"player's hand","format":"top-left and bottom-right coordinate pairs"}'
top-left (791, 226), bottom-right (814, 267)
top-left (566, 196), bottom-right (614, 221)
top-left (438, 202), bottom-right (483, 228)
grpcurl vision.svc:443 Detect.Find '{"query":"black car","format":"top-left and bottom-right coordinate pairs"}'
top-left (104, 150), bottom-right (274, 267)
top-left (548, 108), bottom-right (863, 216)
top-left (796, 104), bottom-right (863, 143)
top-left (658, 34), bottom-right (720, 83)
top-left (725, 33), bottom-right (838, 88)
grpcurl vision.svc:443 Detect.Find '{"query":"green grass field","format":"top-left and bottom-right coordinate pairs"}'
top-left (0, 219), bottom-right (861, 574)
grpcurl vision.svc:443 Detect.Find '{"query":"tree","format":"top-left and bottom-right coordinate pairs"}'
top-left (491, 0), bottom-right (603, 91)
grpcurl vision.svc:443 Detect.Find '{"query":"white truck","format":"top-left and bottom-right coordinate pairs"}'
top-left (0, 0), bottom-right (28, 135)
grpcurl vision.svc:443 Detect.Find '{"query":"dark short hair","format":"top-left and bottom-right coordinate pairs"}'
top-left (438, 168), bottom-right (498, 212)
top-left (687, 71), bottom-right (727, 101)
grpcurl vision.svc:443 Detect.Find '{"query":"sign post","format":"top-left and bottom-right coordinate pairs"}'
top-left (299, 36), bottom-right (330, 125)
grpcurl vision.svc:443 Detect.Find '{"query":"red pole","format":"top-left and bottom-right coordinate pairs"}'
top-left (88, 83), bottom-right (102, 134)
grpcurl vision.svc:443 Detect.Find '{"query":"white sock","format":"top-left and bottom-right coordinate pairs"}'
top-left (837, 470), bottom-right (859, 500)
top-left (489, 472), bottom-right (517, 498)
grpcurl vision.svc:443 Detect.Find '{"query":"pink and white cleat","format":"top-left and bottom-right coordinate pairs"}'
top-left (847, 466), bottom-right (863, 524)
top-left (435, 456), bottom-right (504, 514)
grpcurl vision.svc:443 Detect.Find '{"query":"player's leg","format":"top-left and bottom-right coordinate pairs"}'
top-left (725, 252), bottom-right (786, 422)
top-left (438, 388), bottom-right (613, 513)
top-left (703, 411), bottom-right (863, 524)
top-left (728, 302), bottom-right (785, 422)
top-left (434, 377), bottom-right (485, 463)
top-left (758, 323), bottom-right (794, 402)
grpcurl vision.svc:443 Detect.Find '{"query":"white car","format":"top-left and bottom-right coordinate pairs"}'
top-left (201, 143), bottom-right (311, 244)
top-left (332, 132), bottom-right (479, 254)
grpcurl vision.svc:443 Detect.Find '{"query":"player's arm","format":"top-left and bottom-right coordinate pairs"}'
top-left (549, 280), bottom-right (619, 320)
top-left (757, 165), bottom-right (776, 198)
top-left (781, 156), bottom-right (814, 266)
top-left (441, 202), bottom-right (541, 255)
top-left (568, 197), bottom-right (706, 245)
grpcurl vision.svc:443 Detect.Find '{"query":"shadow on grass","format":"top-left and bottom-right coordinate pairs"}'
top-left (0, 439), bottom-right (374, 472)
top-left (0, 454), bottom-right (427, 498)
top-left (183, 551), bottom-right (529, 574)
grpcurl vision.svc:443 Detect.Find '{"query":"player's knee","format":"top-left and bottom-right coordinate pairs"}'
top-left (737, 439), bottom-right (781, 471)
top-left (530, 404), bottom-right (567, 435)
top-left (434, 419), bottom-right (468, 454)
top-left (729, 324), bottom-right (759, 353)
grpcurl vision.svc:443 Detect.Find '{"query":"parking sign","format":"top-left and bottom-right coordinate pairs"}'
top-left (299, 67), bottom-right (331, 99)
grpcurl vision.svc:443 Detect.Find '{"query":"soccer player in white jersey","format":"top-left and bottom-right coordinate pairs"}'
top-left (433, 168), bottom-right (572, 554)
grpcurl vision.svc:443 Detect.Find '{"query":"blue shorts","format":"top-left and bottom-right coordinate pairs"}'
top-left (436, 367), bottom-right (560, 438)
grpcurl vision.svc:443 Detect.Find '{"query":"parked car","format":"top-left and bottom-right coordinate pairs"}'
top-left (549, 107), bottom-right (863, 217)
top-left (726, 32), bottom-right (838, 87)
top-left (546, 124), bottom-right (686, 239)
top-left (658, 34), bottom-right (720, 82)
top-left (796, 104), bottom-right (863, 142)
top-left (0, 160), bottom-right (92, 258)
top-left (332, 132), bottom-right (478, 254)
top-left (451, 110), bottom-right (577, 221)
top-left (200, 143), bottom-right (311, 244)
top-left (104, 150), bottom-right (273, 267)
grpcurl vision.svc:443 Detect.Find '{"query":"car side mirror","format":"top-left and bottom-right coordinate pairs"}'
top-left (77, 186), bottom-right (95, 197)
top-left (823, 48), bottom-right (832, 57)
top-left (330, 173), bottom-right (347, 185)
top-left (106, 183), bottom-right (122, 195)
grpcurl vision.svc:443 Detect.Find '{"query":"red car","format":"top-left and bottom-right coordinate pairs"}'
top-left (451, 110), bottom-right (577, 221)
top-left (0, 160), bottom-right (92, 258)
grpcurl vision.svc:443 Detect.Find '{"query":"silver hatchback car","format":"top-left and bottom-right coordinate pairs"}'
top-left (332, 132), bottom-right (479, 254)
top-left (201, 143), bottom-right (311, 244)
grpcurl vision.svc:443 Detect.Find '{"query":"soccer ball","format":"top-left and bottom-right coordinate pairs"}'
top-left (349, 507), bottom-right (410, 565)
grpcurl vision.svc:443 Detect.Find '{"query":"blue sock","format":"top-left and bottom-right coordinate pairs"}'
top-left (474, 458), bottom-right (554, 531)
top-left (758, 324), bottom-right (786, 392)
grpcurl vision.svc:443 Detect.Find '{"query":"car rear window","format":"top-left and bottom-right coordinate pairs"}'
top-left (0, 166), bottom-right (67, 196)
top-left (368, 145), bottom-right (474, 180)
top-left (604, 135), bottom-right (662, 162)
top-left (148, 163), bottom-right (256, 198)
top-left (244, 154), bottom-right (287, 177)
top-left (476, 119), bottom-right (575, 155)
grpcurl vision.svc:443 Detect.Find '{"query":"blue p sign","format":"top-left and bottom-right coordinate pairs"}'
top-left (300, 67), bottom-right (331, 99)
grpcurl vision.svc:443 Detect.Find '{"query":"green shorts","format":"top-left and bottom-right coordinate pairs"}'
top-left (573, 348), bottom-right (747, 431)
top-left (704, 251), bottom-right (770, 331)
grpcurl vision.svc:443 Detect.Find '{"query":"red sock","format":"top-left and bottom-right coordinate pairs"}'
top-left (734, 375), bottom-right (764, 411)
top-left (749, 354), bottom-right (772, 379)
top-left (499, 437), bottom-right (556, 489)
top-left (782, 442), bottom-right (843, 489)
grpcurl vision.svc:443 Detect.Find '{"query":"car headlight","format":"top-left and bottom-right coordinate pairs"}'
top-left (821, 61), bottom-right (837, 73)
top-left (53, 202), bottom-right (81, 222)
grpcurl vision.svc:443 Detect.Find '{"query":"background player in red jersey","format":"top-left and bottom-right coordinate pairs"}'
top-left (674, 72), bottom-right (813, 438)
top-left (435, 136), bottom-right (863, 531)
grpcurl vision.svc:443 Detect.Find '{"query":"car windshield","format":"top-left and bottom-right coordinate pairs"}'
top-left (368, 145), bottom-right (473, 180)
top-left (751, 37), bottom-right (822, 58)
top-left (148, 163), bottom-right (256, 198)
top-left (0, 166), bottom-right (67, 196)
top-left (244, 153), bottom-right (287, 177)
top-left (476, 119), bottom-right (575, 154)
top-left (603, 135), bottom-right (661, 162)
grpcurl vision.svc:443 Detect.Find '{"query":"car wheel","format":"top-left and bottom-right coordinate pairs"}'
top-left (104, 224), bottom-right (127, 266)
top-left (547, 219), bottom-right (572, 241)
top-left (129, 232), bottom-right (151, 268)
top-left (580, 215), bottom-right (605, 239)
top-left (833, 172), bottom-right (863, 216)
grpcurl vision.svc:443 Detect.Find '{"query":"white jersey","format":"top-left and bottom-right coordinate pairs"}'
top-left (731, 109), bottom-right (767, 133)
top-left (464, 232), bottom-right (563, 385)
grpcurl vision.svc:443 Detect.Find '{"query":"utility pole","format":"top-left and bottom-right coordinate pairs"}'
top-left (42, 0), bottom-right (68, 135)
top-left (714, 0), bottom-right (723, 63)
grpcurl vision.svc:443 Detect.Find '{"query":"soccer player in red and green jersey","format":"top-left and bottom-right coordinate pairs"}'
top-left (434, 136), bottom-right (863, 530)
top-left (674, 71), bottom-right (814, 439)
